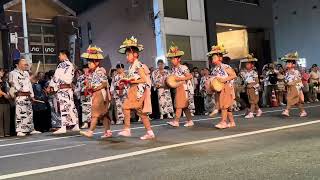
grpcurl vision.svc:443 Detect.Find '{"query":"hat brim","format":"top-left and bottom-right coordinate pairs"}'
top-left (281, 57), bottom-right (299, 61)
top-left (207, 51), bottom-right (228, 57)
top-left (81, 53), bottom-right (104, 60)
top-left (118, 45), bottom-right (144, 54)
top-left (166, 51), bottom-right (184, 58)
top-left (242, 58), bottom-right (258, 62)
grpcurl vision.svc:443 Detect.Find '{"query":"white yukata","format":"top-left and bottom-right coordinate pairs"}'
top-left (199, 75), bottom-right (215, 113)
top-left (151, 69), bottom-right (174, 115)
top-left (110, 73), bottom-right (128, 122)
top-left (76, 74), bottom-right (91, 124)
top-left (172, 65), bottom-right (195, 111)
top-left (49, 59), bottom-right (79, 127)
top-left (10, 69), bottom-right (35, 133)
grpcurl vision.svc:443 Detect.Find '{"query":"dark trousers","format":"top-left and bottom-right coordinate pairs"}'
top-left (0, 103), bottom-right (11, 137)
top-left (33, 109), bottom-right (51, 132)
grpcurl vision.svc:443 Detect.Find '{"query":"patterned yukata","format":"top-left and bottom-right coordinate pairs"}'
top-left (241, 69), bottom-right (260, 112)
top-left (10, 69), bottom-right (35, 133)
top-left (49, 59), bottom-right (79, 126)
top-left (199, 75), bottom-right (214, 113)
top-left (76, 74), bottom-right (91, 123)
top-left (127, 60), bottom-right (148, 100)
top-left (151, 69), bottom-right (174, 115)
top-left (211, 64), bottom-right (235, 110)
top-left (172, 65), bottom-right (195, 111)
top-left (87, 67), bottom-right (110, 119)
top-left (110, 73), bottom-right (128, 122)
top-left (285, 69), bottom-right (304, 107)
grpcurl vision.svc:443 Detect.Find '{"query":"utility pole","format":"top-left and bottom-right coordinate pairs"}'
top-left (22, 0), bottom-right (31, 64)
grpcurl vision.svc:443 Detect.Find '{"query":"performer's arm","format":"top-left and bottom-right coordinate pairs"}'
top-left (218, 67), bottom-right (236, 83)
top-left (176, 72), bottom-right (192, 81)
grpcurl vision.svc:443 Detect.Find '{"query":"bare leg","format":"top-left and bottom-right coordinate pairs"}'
top-left (175, 108), bottom-right (183, 122)
top-left (89, 117), bottom-right (98, 132)
top-left (184, 108), bottom-right (192, 121)
top-left (138, 111), bottom-right (152, 131)
top-left (123, 109), bottom-right (131, 129)
top-left (227, 111), bottom-right (235, 126)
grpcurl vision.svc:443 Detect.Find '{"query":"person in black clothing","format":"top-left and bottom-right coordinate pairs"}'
top-left (0, 69), bottom-right (12, 137)
top-left (31, 74), bottom-right (51, 132)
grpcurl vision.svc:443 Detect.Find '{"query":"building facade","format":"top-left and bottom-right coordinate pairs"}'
top-left (273, 0), bottom-right (320, 68)
top-left (0, 0), bottom-right (80, 72)
top-left (205, 0), bottom-right (276, 69)
top-left (153, 0), bottom-right (208, 69)
top-left (78, 0), bottom-right (156, 70)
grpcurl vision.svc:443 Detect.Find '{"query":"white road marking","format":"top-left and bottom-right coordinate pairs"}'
top-left (0, 138), bottom-right (20, 142)
top-left (0, 104), bottom-right (319, 148)
top-left (0, 144), bottom-right (85, 159)
top-left (0, 119), bottom-right (319, 180)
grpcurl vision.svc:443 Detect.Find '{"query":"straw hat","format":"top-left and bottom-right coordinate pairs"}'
top-left (118, 36), bottom-right (144, 54)
top-left (281, 52), bottom-right (299, 61)
top-left (166, 43), bottom-right (185, 58)
top-left (242, 53), bottom-right (258, 63)
top-left (207, 45), bottom-right (228, 57)
top-left (81, 45), bottom-right (104, 60)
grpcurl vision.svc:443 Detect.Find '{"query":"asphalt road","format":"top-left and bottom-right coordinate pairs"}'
top-left (0, 103), bottom-right (320, 180)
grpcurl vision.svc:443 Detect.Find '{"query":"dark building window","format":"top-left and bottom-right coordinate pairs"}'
top-left (29, 23), bottom-right (57, 71)
top-left (227, 0), bottom-right (259, 6)
top-left (163, 0), bottom-right (188, 19)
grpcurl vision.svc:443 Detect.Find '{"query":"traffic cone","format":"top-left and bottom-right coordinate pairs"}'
top-left (271, 90), bottom-right (278, 107)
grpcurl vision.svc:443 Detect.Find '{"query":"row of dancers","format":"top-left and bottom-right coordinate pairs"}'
top-left (9, 34), bottom-right (306, 139)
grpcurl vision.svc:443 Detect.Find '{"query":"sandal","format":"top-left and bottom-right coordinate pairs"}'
top-left (101, 130), bottom-right (113, 139)
top-left (215, 122), bottom-right (229, 129)
top-left (80, 130), bottom-right (94, 138)
top-left (167, 121), bottom-right (179, 127)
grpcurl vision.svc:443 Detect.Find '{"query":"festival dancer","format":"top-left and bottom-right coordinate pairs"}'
top-left (49, 50), bottom-right (79, 134)
top-left (240, 54), bottom-right (262, 119)
top-left (166, 44), bottom-right (195, 127)
top-left (208, 45), bottom-right (237, 129)
top-left (117, 36), bottom-right (155, 140)
top-left (80, 45), bottom-right (112, 138)
top-left (281, 52), bottom-right (307, 117)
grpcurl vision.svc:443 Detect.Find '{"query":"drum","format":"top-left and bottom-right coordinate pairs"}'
top-left (166, 75), bottom-right (184, 89)
top-left (210, 78), bottom-right (224, 92)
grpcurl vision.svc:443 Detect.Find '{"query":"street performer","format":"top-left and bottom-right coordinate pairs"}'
top-left (240, 54), bottom-right (262, 119)
top-left (166, 44), bottom-right (195, 128)
top-left (49, 50), bottom-right (79, 134)
top-left (10, 58), bottom-right (41, 136)
top-left (117, 36), bottom-right (155, 140)
top-left (80, 45), bottom-right (112, 138)
top-left (281, 52), bottom-right (307, 117)
top-left (208, 45), bottom-right (237, 129)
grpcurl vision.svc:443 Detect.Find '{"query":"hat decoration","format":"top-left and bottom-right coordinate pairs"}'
top-left (166, 43), bottom-right (185, 58)
top-left (243, 53), bottom-right (258, 62)
top-left (281, 51), bottom-right (299, 61)
top-left (207, 45), bottom-right (228, 57)
top-left (81, 45), bottom-right (104, 60)
top-left (118, 36), bottom-right (144, 54)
